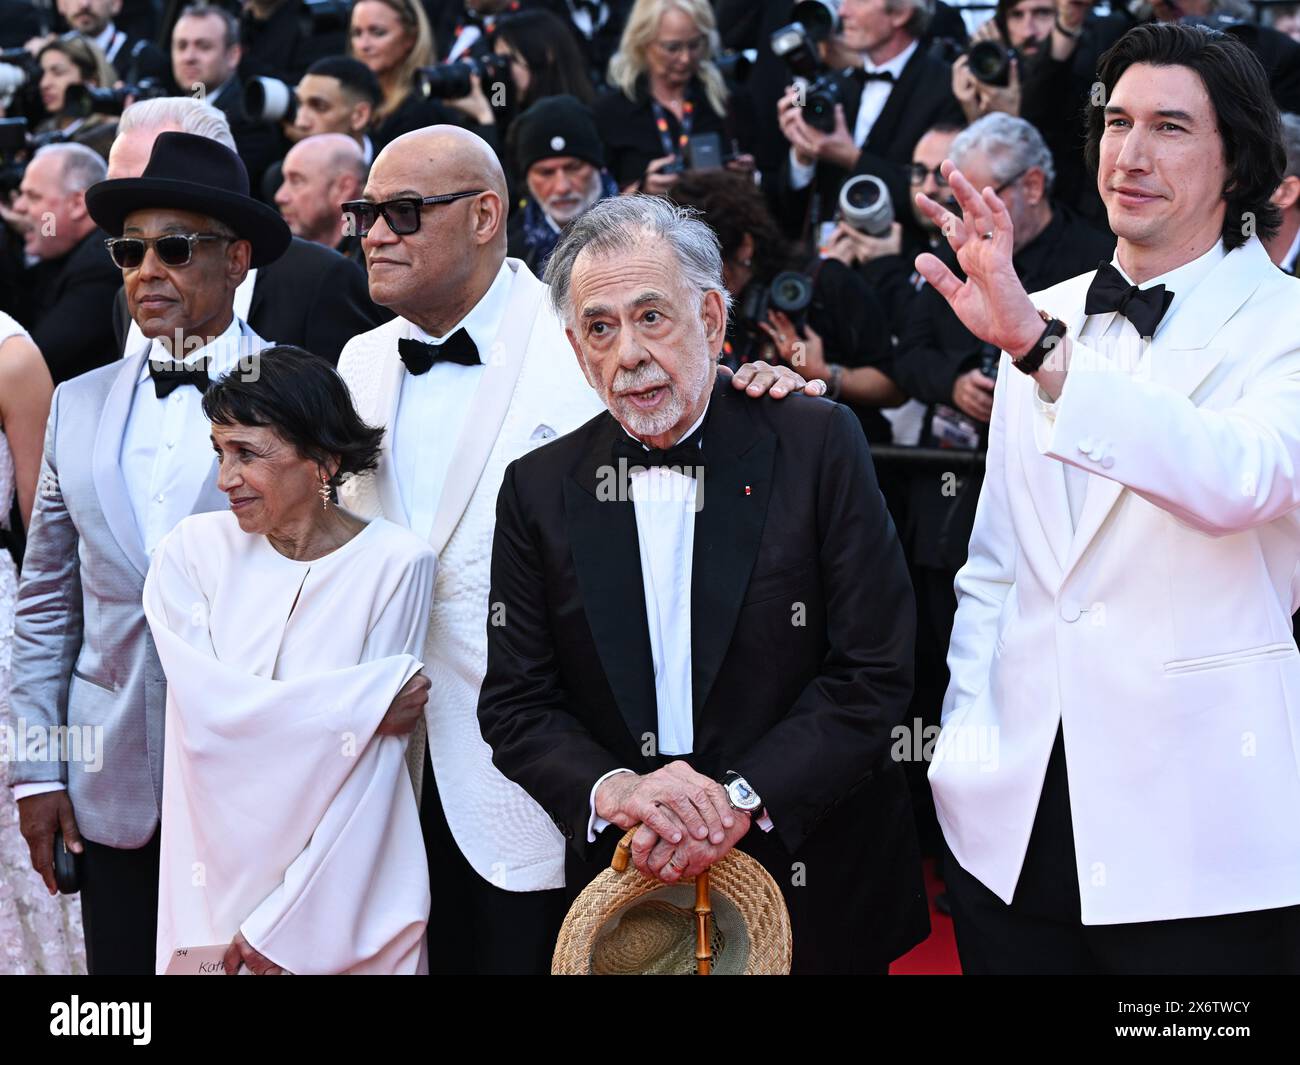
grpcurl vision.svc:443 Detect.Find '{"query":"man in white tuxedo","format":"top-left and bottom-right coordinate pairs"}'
top-left (919, 22), bottom-right (1300, 972)
top-left (336, 125), bottom-right (816, 974)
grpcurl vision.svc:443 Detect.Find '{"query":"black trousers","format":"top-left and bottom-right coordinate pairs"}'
top-left (78, 829), bottom-right (161, 976)
top-left (944, 728), bottom-right (1300, 974)
top-left (419, 752), bottom-right (569, 975)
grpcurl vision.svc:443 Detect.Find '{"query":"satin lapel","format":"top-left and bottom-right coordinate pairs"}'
top-left (428, 260), bottom-right (538, 556)
top-left (565, 415), bottom-right (657, 746)
top-left (690, 382), bottom-right (775, 720)
top-left (1058, 242), bottom-right (1266, 582)
top-left (92, 351), bottom-right (150, 578)
top-left (374, 322), bottom-right (408, 525)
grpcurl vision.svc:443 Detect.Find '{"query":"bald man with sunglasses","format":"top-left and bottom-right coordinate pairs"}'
top-left (336, 125), bottom-right (820, 974)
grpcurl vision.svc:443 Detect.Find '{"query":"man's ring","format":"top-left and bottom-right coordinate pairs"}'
top-left (669, 854), bottom-right (688, 871)
top-left (981, 230), bottom-right (994, 240)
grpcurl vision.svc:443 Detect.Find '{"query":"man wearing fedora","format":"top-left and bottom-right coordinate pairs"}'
top-left (478, 195), bottom-right (930, 974)
top-left (8, 132), bottom-right (290, 974)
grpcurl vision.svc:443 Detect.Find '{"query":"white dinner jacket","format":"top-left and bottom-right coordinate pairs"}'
top-left (930, 236), bottom-right (1300, 925)
top-left (338, 258), bottom-right (602, 891)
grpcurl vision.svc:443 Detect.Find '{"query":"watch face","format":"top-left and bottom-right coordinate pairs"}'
top-left (728, 777), bottom-right (761, 810)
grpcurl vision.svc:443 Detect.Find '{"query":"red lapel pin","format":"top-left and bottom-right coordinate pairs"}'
top-left (744, 485), bottom-right (752, 496)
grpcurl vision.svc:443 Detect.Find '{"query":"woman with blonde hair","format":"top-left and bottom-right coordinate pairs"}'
top-left (596, 0), bottom-right (754, 195)
top-left (350, 0), bottom-right (465, 151)
top-left (34, 35), bottom-right (118, 160)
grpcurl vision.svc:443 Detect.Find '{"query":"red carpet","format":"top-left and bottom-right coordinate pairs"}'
top-left (890, 857), bottom-right (962, 975)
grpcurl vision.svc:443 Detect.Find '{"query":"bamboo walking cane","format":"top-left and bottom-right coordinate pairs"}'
top-left (611, 828), bottom-right (714, 975)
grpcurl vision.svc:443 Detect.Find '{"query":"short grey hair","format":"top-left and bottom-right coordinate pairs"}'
top-left (885, 0), bottom-right (933, 40)
top-left (544, 194), bottom-right (732, 326)
top-left (950, 111), bottom-right (1056, 194)
top-left (33, 142), bottom-right (107, 194)
top-left (117, 96), bottom-right (237, 151)
top-left (1281, 113), bottom-right (1300, 178)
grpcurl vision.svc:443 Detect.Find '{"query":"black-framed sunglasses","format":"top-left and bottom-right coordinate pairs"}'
top-left (908, 163), bottom-right (949, 187)
top-left (105, 232), bottom-right (234, 269)
top-left (340, 189), bottom-right (486, 236)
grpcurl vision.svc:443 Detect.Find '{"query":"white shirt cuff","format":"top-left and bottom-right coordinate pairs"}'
top-left (788, 148), bottom-right (816, 190)
top-left (588, 768), bottom-right (635, 843)
top-left (12, 781), bottom-right (66, 801)
top-left (755, 809), bottom-right (774, 833)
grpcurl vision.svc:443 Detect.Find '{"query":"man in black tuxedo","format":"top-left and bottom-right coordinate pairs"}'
top-left (106, 98), bottom-right (387, 363)
top-left (774, 0), bottom-right (963, 245)
top-left (56, 0), bottom-right (171, 85)
top-left (478, 195), bottom-right (929, 974)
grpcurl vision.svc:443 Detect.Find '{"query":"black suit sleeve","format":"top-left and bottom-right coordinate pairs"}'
top-left (478, 462), bottom-right (626, 860)
top-left (29, 247), bottom-right (120, 383)
top-left (733, 403), bottom-right (915, 855)
top-left (297, 255), bottom-right (385, 366)
top-left (112, 285), bottom-right (129, 354)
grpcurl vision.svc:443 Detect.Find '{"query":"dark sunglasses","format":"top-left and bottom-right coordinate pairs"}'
top-left (105, 232), bottom-right (233, 269)
top-left (908, 163), bottom-right (949, 187)
top-left (340, 189), bottom-right (486, 236)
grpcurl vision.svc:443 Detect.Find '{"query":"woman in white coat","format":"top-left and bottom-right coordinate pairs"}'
top-left (144, 346), bottom-right (435, 974)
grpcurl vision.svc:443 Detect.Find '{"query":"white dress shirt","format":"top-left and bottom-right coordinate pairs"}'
top-left (1035, 240), bottom-right (1227, 528)
top-left (789, 39), bottom-right (918, 191)
top-left (391, 259), bottom-right (511, 539)
top-left (587, 405), bottom-right (774, 841)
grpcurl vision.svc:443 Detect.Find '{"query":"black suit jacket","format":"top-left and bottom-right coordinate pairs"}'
top-left (19, 229), bottom-right (120, 384)
top-left (772, 44), bottom-right (963, 244)
top-left (479, 378), bottom-right (929, 972)
top-left (111, 237), bottom-right (388, 364)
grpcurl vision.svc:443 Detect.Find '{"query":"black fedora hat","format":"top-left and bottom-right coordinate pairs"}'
top-left (86, 131), bottom-right (291, 267)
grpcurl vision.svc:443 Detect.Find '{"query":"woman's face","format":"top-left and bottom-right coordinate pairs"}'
top-left (646, 7), bottom-right (707, 90)
top-left (493, 38), bottom-right (530, 100)
top-left (212, 422), bottom-right (334, 538)
top-left (350, 1), bottom-right (413, 78)
top-left (40, 51), bottom-right (87, 115)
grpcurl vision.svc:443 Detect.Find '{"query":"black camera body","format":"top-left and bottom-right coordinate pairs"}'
top-left (966, 40), bottom-right (1018, 88)
top-left (417, 54), bottom-right (512, 101)
top-left (770, 20), bottom-right (843, 135)
top-left (61, 79), bottom-right (169, 119)
top-left (739, 270), bottom-right (816, 338)
top-left (658, 132), bottom-right (734, 175)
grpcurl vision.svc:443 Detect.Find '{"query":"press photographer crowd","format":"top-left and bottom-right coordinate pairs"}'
top-left (1, 0), bottom-right (1299, 980)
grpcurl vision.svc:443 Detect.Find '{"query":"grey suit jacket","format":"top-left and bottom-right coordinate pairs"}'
top-left (9, 325), bottom-right (266, 848)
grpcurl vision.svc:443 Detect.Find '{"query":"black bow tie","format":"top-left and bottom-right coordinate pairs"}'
top-left (398, 330), bottom-right (481, 375)
top-left (611, 424), bottom-right (705, 476)
top-left (1084, 261), bottom-right (1175, 338)
top-left (149, 360), bottom-right (211, 399)
top-left (852, 68), bottom-right (895, 87)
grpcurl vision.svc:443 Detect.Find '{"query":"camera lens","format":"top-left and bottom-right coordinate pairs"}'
top-left (770, 271), bottom-right (814, 314)
top-left (967, 41), bottom-right (1011, 87)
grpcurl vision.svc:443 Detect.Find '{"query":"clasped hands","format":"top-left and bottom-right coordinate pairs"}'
top-left (595, 761), bottom-right (751, 884)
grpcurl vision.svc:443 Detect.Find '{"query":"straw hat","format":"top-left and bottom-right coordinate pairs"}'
top-left (552, 831), bottom-right (792, 975)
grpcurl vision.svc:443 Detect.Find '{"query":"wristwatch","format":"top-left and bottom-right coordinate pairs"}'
top-left (1011, 309), bottom-right (1068, 375)
top-left (720, 771), bottom-right (763, 815)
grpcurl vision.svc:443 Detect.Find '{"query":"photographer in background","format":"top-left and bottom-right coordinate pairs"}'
top-left (239, 0), bottom-right (348, 86)
top-left (774, 0), bottom-right (961, 246)
top-left (291, 55), bottom-right (381, 161)
top-left (950, 0), bottom-right (1056, 124)
top-left (596, 0), bottom-right (755, 194)
top-left (32, 35), bottom-right (118, 159)
top-left (56, 0), bottom-right (170, 85)
top-left (888, 114), bottom-right (1111, 851)
top-left (274, 132), bottom-right (368, 262)
top-left (8, 143), bottom-right (119, 382)
top-left (505, 94), bottom-right (616, 273)
top-left (668, 168), bottom-right (902, 445)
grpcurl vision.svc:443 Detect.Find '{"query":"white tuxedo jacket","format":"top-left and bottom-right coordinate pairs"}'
top-left (929, 237), bottom-right (1300, 925)
top-left (338, 259), bottom-right (602, 890)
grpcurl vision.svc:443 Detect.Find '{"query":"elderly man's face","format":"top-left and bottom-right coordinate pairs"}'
top-left (566, 239), bottom-right (725, 447)
top-left (840, 0), bottom-right (909, 52)
top-left (360, 137), bottom-right (492, 316)
top-left (527, 157), bottom-right (601, 227)
top-left (12, 153), bottom-right (87, 260)
top-left (212, 422), bottom-right (328, 536)
top-left (121, 207), bottom-right (249, 342)
top-left (108, 123), bottom-right (180, 179)
top-left (276, 140), bottom-right (361, 244)
top-left (1098, 62), bottom-right (1228, 257)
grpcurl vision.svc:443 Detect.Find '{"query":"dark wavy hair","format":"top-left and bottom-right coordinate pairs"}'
top-left (202, 346), bottom-right (383, 488)
top-left (491, 10), bottom-right (596, 109)
top-left (666, 169), bottom-right (795, 282)
top-left (1084, 23), bottom-right (1284, 250)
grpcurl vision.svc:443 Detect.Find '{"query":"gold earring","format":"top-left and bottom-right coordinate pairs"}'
top-left (319, 474), bottom-right (330, 510)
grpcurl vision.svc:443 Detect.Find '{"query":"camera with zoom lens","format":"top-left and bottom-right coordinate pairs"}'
top-left (61, 79), bottom-right (169, 119)
top-left (966, 40), bottom-right (1018, 87)
top-left (416, 54), bottom-right (512, 101)
top-left (739, 270), bottom-right (816, 342)
top-left (838, 174), bottom-right (894, 237)
top-left (771, 3), bottom-right (845, 135)
top-left (245, 76), bottom-right (297, 124)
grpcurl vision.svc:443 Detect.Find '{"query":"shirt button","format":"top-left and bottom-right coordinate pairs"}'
top-left (1078, 437), bottom-right (1094, 453)
top-left (166, 441), bottom-right (175, 449)
top-left (1060, 600), bottom-right (1082, 622)
top-left (155, 493), bottom-right (164, 503)
top-left (1101, 456), bottom-right (1115, 469)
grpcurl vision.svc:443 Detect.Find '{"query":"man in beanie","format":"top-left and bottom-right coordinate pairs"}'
top-left (506, 95), bottom-right (619, 275)
top-left (8, 132), bottom-right (290, 974)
